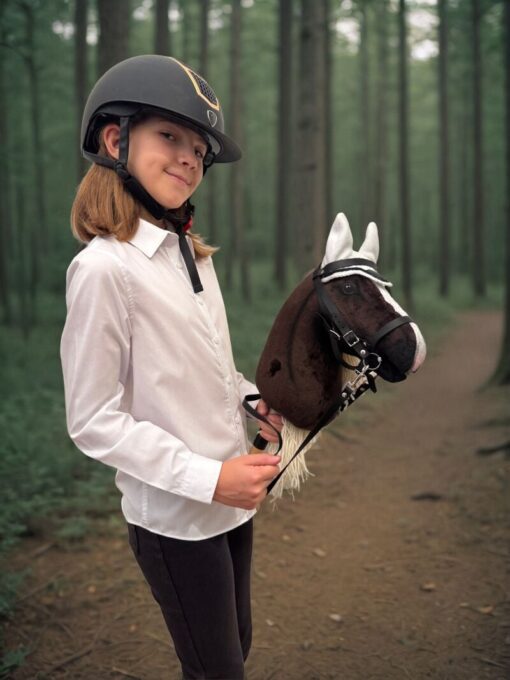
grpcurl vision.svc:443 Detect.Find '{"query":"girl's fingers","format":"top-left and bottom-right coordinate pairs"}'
top-left (256, 399), bottom-right (269, 416)
top-left (258, 424), bottom-right (281, 440)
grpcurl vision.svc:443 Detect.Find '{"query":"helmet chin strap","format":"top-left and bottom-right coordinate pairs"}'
top-left (114, 116), bottom-right (204, 294)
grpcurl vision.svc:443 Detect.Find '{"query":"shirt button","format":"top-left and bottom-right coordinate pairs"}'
top-left (176, 262), bottom-right (182, 269)
top-left (213, 337), bottom-right (219, 345)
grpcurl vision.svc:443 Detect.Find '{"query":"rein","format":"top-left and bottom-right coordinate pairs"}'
top-left (243, 257), bottom-right (413, 495)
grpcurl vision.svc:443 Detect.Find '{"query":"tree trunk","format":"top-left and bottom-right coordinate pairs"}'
top-left (295, 0), bottom-right (328, 273)
top-left (198, 0), bottom-right (209, 73)
top-left (21, 1), bottom-right (47, 263)
top-left (438, 0), bottom-right (450, 297)
top-left (0, 2), bottom-right (13, 325)
top-left (314, 0), bottom-right (328, 263)
top-left (491, 0), bottom-right (510, 385)
top-left (472, 0), bottom-right (485, 297)
top-left (374, 0), bottom-right (389, 268)
top-left (323, 0), bottom-right (333, 229)
top-left (457, 62), bottom-right (471, 275)
top-left (97, 0), bottom-right (131, 77)
top-left (398, 0), bottom-right (413, 312)
top-left (15, 184), bottom-right (31, 339)
top-left (154, 0), bottom-right (171, 55)
top-left (198, 0), bottom-right (217, 248)
top-left (181, 0), bottom-right (192, 65)
top-left (275, 0), bottom-right (293, 290)
top-left (359, 0), bottom-right (371, 231)
top-left (75, 0), bottom-right (88, 182)
top-left (227, 0), bottom-right (250, 301)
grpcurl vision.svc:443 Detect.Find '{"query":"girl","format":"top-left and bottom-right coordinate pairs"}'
top-left (60, 55), bottom-right (283, 680)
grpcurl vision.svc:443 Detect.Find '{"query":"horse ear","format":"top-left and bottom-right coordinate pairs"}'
top-left (321, 213), bottom-right (354, 266)
top-left (359, 221), bottom-right (379, 263)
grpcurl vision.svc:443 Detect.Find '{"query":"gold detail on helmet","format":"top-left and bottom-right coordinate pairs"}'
top-left (169, 57), bottom-right (221, 111)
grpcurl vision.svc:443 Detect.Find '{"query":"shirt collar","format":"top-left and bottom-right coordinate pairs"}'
top-left (128, 218), bottom-right (177, 258)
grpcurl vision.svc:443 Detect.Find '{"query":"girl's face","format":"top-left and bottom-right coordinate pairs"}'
top-left (104, 116), bottom-right (208, 210)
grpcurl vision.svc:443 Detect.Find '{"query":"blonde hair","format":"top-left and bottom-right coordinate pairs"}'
top-left (71, 134), bottom-right (218, 259)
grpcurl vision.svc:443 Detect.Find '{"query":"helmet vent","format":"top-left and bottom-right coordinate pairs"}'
top-left (189, 70), bottom-right (218, 107)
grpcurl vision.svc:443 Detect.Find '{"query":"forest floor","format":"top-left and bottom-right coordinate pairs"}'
top-left (4, 309), bottom-right (510, 680)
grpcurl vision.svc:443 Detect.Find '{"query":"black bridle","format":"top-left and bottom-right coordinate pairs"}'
top-left (244, 257), bottom-right (414, 494)
top-left (313, 257), bottom-right (413, 388)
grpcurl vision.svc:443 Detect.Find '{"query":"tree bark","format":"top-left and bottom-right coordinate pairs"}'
top-left (181, 0), bottom-right (192, 65)
top-left (472, 0), bottom-right (485, 297)
top-left (154, 0), bottom-right (171, 55)
top-left (227, 0), bottom-right (250, 301)
top-left (20, 1), bottom-right (46, 275)
top-left (198, 0), bottom-right (218, 248)
top-left (374, 0), bottom-right (389, 267)
top-left (438, 0), bottom-right (450, 297)
top-left (398, 0), bottom-right (413, 312)
top-left (359, 0), bottom-right (371, 231)
top-left (275, 0), bottom-right (293, 289)
top-left (295, 0), bottom-right (328, 273)
top-left (15, 183), bottom-right (31, 339)
top-left (0, 2), bottom-right (13, 325)
top-left (198, 0), bottom-right (210, 74)
top-left (75, 0), bottom-right (88, 182)
top-left (491, 0), bottom-right (510, 385)
top-left (97, 0), bottom-right (131, 77)
top-left (456, 63), bottom-right (471, 275)
top-left (323, 0), bottom-right (333, 229)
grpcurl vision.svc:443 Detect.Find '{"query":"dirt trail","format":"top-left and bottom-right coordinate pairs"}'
top-left (4, 310), bottom-right (510, 680)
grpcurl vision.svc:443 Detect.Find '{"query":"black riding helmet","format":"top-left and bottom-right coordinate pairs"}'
top-left (80, 55), bottom-right (241, 293)
top-left (81, 54), bottom-right (242, 168)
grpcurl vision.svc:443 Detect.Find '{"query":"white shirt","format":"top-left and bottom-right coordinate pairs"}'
top-left (60, 218), bottom-right (257, 540)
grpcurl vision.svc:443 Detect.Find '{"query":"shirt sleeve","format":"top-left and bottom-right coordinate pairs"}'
top-left (60, 250), bottom-right (222, 504)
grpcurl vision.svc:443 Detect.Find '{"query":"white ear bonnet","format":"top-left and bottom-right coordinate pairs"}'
top-left (320, 213), bottom-right (392, 288)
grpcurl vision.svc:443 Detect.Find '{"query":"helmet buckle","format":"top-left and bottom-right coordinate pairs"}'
top-left (114, 161), bottom-right (130, 181)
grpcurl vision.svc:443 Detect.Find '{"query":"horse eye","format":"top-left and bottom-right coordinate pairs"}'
top-left (341, 280), bottom-right (357, 295)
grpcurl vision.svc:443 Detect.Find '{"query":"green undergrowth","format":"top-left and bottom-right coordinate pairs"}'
top-left (0, 262), bottom-right (503, 671)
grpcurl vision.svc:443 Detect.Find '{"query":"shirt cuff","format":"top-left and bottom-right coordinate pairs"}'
top-left (179, 453), bottom-right (223, 504)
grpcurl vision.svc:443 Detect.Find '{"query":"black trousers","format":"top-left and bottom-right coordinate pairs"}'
top-left (127, 518), bottom-right (253, 680)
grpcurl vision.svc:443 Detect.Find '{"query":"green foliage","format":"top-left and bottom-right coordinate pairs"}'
top-left (54, 515), bottom-right (91, 541)
top-left (0, 570), bottom-right (29, 620)
top-left (0, 644), bottom-right (31, 679)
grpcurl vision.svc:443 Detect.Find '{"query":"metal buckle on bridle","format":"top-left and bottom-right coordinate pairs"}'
top-left (360, 352), bottom-right (382, 373)
top-left (343, 329), bottom-right (360, 348)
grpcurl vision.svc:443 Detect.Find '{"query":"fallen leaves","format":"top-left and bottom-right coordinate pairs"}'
top-left (329, 613), bottom-right (343, 623)
top-left (420, 581), bottom-right (437, 592)
top-left (459, 602), bottom-right (495, 615)
top-left (476, 605), bottom-right (494, 615)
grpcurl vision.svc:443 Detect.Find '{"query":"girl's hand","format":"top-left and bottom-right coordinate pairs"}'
top-left (255, 398), bottom-right (283, 444)
top-left (213, 454), bottom-right (281, 510)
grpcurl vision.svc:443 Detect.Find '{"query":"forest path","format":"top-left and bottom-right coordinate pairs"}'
top-left (5, 309), bottom-right (510, 680)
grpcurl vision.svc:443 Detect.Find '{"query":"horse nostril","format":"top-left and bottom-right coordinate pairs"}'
top-left (269, 359), bottom-right (282, 377)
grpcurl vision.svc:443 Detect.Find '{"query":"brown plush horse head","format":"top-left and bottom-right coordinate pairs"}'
top-left (256, 213), bottom-right (426, 432)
